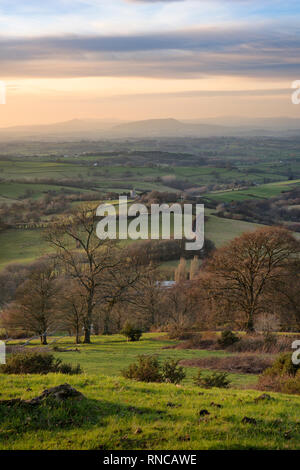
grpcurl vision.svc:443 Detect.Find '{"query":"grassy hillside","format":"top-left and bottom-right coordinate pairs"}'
top-left (9, 333), bottom-right (254, 388)
top-left (0, 209), bottom-right (265, 270)
top-left (1, 366), bottom-right (300, 449)
top-left (0, 229), bottom-right (50, 269)
top-left (205, 210), bottom-right (265, 247)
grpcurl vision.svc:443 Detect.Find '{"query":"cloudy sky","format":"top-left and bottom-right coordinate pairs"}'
top-left (0, 0), bottom-right (300, 126)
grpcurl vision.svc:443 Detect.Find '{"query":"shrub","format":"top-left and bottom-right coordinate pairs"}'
top-left (0, 351), bottom-right (82, 375)
top-left (121, 355), bottom-right (186, 384)
top-left (257, 372), bottom-right (300, 394)
top-left (0, 328), bottom-right (6, 340)
top-left (1, 351), bottom-right (60, 374)
top-left (228, 335), bottom-right (264, 352)
top-left (263, 353), bottom-right (299, 378)
top-left (161, 359), bottom-right (186, 384)
top-left (257, 353), bottom-right (300, 394)
top-left (167, 323), bottom-right (193, 340)
top-left (262, 332), bottom-right (277, 350)
top-left (56, 362), bottom-right (82, 375)
top-left (121, 322), bottom-right (143, 342)
top-left (218, 330), bottom-right (239, 348)
top-left (193, 370), bottom-right (231, 388)
top-left (121, 355), bottom-right (162, 382)
top-left (228, 334), bottom-right (296, 354)
top-left (179, 333), bottom-right (203, 347)
top-left (174, 332), bottom-right (219, 351)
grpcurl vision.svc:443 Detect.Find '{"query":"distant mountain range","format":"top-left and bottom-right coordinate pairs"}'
top-left (0, 117), bottom-right (299, 141)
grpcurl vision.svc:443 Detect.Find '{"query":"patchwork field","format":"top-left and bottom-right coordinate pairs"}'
top-left (205, 179), bottom-right (300, 203)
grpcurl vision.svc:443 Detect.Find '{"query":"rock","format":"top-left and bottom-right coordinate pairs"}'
top-left (178, 434), bottom-right (190, 441)
top-left (128, 406), bottom-right (144, 415)
top-left (242, 416), bottom-right (257, 425)
top-left (166, 402), bottom-right (181, 408)
top-left (199, 409), bottom-right (210, 417)
top-left (254, 393), bottom-right (273, 403)
top-left (25, 384), bottom-right (85, 405)
top-left (0, 384), bottom-right (85, 408)
top-left (210, 402), bottom-right (222, 408)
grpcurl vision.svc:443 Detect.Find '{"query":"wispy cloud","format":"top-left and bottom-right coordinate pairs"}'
top-left (0, 23), bottom-right (299, 79)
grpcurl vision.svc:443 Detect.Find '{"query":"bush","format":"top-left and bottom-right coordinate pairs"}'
top-left (56, 362), bottom-right (82, 375)
top-left (1, 351), bottom-right (59, 374)
top-left (218, 330), bottom-right (239, 348)
top-left (0, 328), bottom-right (7, 340)
top-left (121, 322), bottom-right (143, 342)
top-left (228, 335), bottom-right (264, 352)
top-left (121, 355), bottom-right (162, 382)
top-left (228, 334), bottom-right (296, 354)
top-left (257, 353), bottom-right (300, 394)
top-left (0, 351), bottom-right (82, 375)
top-left (167, 324), bottom-right (193, 340)
top-left (262, 332), bottom-right (277, 350)
top-left (263, 353), bottom-right (299, 378)
top-left (174, 332), bottom-right (219, 351)
top-left (193, 370), bottom-right (231, 388)
top-left (161, 359), bottom-right (186, 384)
top-left (121, 355), bottom-right (186, 384)
top-left (257, 372), bottom-right (300, 395)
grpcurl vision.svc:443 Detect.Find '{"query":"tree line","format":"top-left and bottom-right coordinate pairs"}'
top-left (0, 205), bottom-right (299, 343)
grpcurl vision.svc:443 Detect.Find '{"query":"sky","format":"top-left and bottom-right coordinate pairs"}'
top-left (0, 0), bottom-right (300, 126)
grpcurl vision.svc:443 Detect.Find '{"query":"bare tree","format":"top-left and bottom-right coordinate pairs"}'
top-left (46, 206), bottom-right (144, 342)
top-left (56, 280), bottom-right (86, 343)
top-left (162, 282), bottom-right (199, 329)
top-left (174, 257), bottom-right (188, 282)
top-left (124, 264), bottom-right (163, 329)
top-left (199, 227), bottom-right (300, 332)
top-left (1, 259), bottom-right (58, 344)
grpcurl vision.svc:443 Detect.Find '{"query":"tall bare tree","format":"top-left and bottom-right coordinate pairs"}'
top-left (46, 206), bottom-right (143, 342)
top-left (199, 227), bottom-right (300, 332)
top-left (56, 280), bottom-right (86, 343)
top-left (1, 259), bottom-right (58, 344)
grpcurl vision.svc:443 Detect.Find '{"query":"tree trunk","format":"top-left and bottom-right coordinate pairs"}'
top-left (75, 329), bottom-right (81, 344)
top-left (93, 321), bottom-right (100, 336)
top-left (40, 334), bottom-right (47, 345)
top-left (83, 325), bottom-right (91, 343)
top-left (246, 311), bottom-right (255, 333)
top-left (103, 317), bottom-right (110, 335)
top-left (103, 305), bottom-right (113, 335)
top-left (83, 296), bottom-right (93, 343)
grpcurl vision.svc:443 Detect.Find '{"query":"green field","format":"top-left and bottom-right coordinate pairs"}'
top-left (1, 333), bottom-right (299, 450)
top-left (205, 209), bottom-right (265, 247)
top-left (0, 229), bottom-right (52, 269)
top-left (0, 157), bottom-right (298, 203)
top-left (0, 209), bottom-right (265, 269)
top-left (205, 179), bottom-right (300, 203)
top-left (16, 333), bottom-right (253, 388)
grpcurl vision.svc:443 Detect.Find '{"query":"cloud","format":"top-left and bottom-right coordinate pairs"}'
top-left (125, 0), bottom-right (184, 3)
top-left (109, 88), bottom-right (291, 99)
top-left (0, 24), bottom-right (299, 79)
